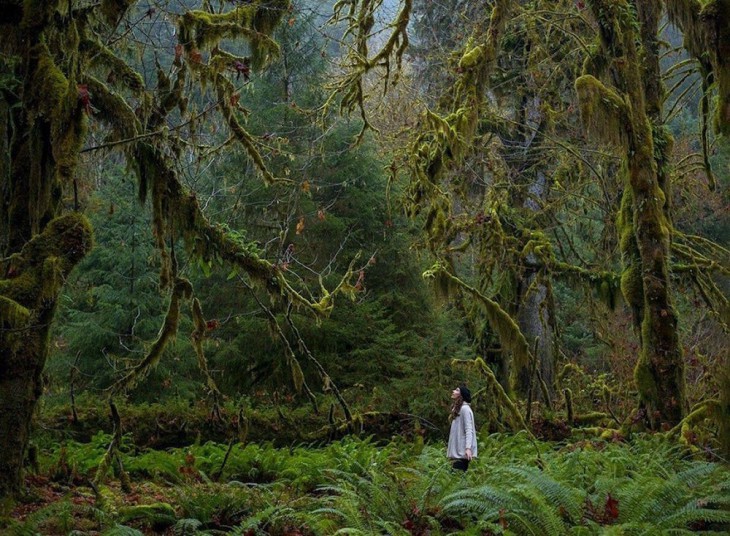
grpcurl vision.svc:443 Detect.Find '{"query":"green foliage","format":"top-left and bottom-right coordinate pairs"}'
top-left (21, 432), bottom-right (730, 535)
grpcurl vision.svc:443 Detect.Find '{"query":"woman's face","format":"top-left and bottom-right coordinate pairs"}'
top-left (451, 387), bottom-right (461, 400)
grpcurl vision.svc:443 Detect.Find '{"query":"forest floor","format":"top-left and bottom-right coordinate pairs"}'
top-left (3, 432), bottom-right (730, 535)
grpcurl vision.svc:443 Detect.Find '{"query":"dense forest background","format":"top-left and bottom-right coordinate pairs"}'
top-left (1, 0), bottom-right (729, 534)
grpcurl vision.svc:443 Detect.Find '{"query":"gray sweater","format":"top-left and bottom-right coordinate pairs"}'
top-left (446, 403), bottom-right (478, 459)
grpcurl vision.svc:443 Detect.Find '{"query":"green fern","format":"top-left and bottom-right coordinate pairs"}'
top-left (172, 518), bottom-right (203, 535)
top-left (101, 525), bottom-right (145, 536)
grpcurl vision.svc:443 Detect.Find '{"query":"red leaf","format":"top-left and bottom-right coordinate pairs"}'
top-left (77, 84), bottom-right (93, 114)
top-left (499, 508), bottom-right (509, 529)
top-left (604, 493), bottom-right (619, 521)
top-left (354, 270), bottom-right (365, 291)
top-left (206, 319), bottom-right (219, 331)
top-left (233, 59), bottom-right (250, 81)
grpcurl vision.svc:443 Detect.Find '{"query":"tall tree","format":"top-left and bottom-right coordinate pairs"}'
top-left (0, 0), bottom-right (359, 498)
top-left (574, 0), bottom-right (729, 429)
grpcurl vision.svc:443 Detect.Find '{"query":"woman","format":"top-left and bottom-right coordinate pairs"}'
top-left (447, 384), bottom-right (477, 471)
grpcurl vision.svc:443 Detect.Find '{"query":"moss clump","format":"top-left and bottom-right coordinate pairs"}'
top-left (0, 295), bottom-right (30, 328)
top-left (28, 44), bottom-right (68, 119)
top-left (459, 45), bottom-right (484, 69)
top-left (0, 213), bottom-right (92, 339)
top-left (118, 502), bottom-right (176, 529)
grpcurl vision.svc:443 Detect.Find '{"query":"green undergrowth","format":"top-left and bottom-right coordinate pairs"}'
top-left (5, 433), bottom-right (730, 535)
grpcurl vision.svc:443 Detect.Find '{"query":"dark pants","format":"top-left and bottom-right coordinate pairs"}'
top-left (452, 458), bottom-right (470, 472)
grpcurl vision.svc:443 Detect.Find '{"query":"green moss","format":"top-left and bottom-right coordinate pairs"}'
top-left (0, 213), bottom-right (93, 309)
top-left (118, 502), bottom-right (176, 529)
top-left (616, 189), bottom-right (642, 322)
top-left (575, 74), bottom-right (627, 147)
top-left (29, 44), bottom-right (68, 119)
top-left (179, 1), bottom-right (289, 68)
top-left (0, 296), bottom-right (31, 328)
top-left (84, 76), bottom-right (139, 139)
top-left (634, 354), bottom-right (658, 407)
top-left (82, 39), bottom-right (144, 92)
top-left (459, 45), bottom-right (484, 69)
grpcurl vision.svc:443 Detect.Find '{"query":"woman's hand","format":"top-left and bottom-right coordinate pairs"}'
top-left (465, 448), bottom-right (473, 460)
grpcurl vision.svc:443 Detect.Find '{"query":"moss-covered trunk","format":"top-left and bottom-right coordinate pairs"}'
top-left (0, 215), bottom-right (93, 497)
top-left (630, 1), bottom-right (684, 429)
top-left (0, 3), bottom-right (92, 497)
top-left (0, 308), bottom-right (53, 496)
top-left (579, 0), bottom-right (685, 429)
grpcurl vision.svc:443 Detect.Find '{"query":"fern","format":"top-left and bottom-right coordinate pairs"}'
top-left (172, 518), bottom-right (203, 535)
top-left (101, 525), bottom-right (145, 536)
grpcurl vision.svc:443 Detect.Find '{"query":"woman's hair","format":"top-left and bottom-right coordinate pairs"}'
top-left (450, 395), bottom-right (464, 421)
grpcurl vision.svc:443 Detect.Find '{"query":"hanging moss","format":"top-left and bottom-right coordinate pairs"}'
top-left (425, 263), bottom-right (533, 395)
top-left (179, 1), bottom-right (288, 69)
top-left (111, 278), bottom-right (193, 394)
top-left (27, 43), bottom-right (68, 120)
top-left (575, 75), bottom-right (628, 148)
top-left (666, 0), bottom-right (730, 134)
top-left (190, 296), bottom-right (222, 398)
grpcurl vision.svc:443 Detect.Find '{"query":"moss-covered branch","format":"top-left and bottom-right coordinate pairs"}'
top-left (424, 262), bottom-right (533, 393)
top-left (109, 278), bottom-right (193, 395)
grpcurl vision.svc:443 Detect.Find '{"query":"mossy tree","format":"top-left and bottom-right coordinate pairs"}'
top-left (0, 0), bottom-right (361, 498)
top-left (396, 0), bottom-right (595, 401)
top-left (575, 0), bottom-right (729, 430)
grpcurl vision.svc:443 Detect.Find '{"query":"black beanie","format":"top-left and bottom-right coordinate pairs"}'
top-left (459, 384), bottom-right (471, 403)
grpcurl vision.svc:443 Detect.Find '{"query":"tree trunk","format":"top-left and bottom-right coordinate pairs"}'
top-left (587, 0), bottom-right (686, 429)
top-left (0, 214), bottom-right (92, 497)
top-left (511, 93), bottom-right (557, 402)
top-left (0, 311), bottom-right (52, 495)
top-left (516, 268), bottom-right (555, 401)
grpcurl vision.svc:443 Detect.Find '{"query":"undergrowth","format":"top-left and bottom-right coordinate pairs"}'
top-left (4, 433), bottom-right (729, 535)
